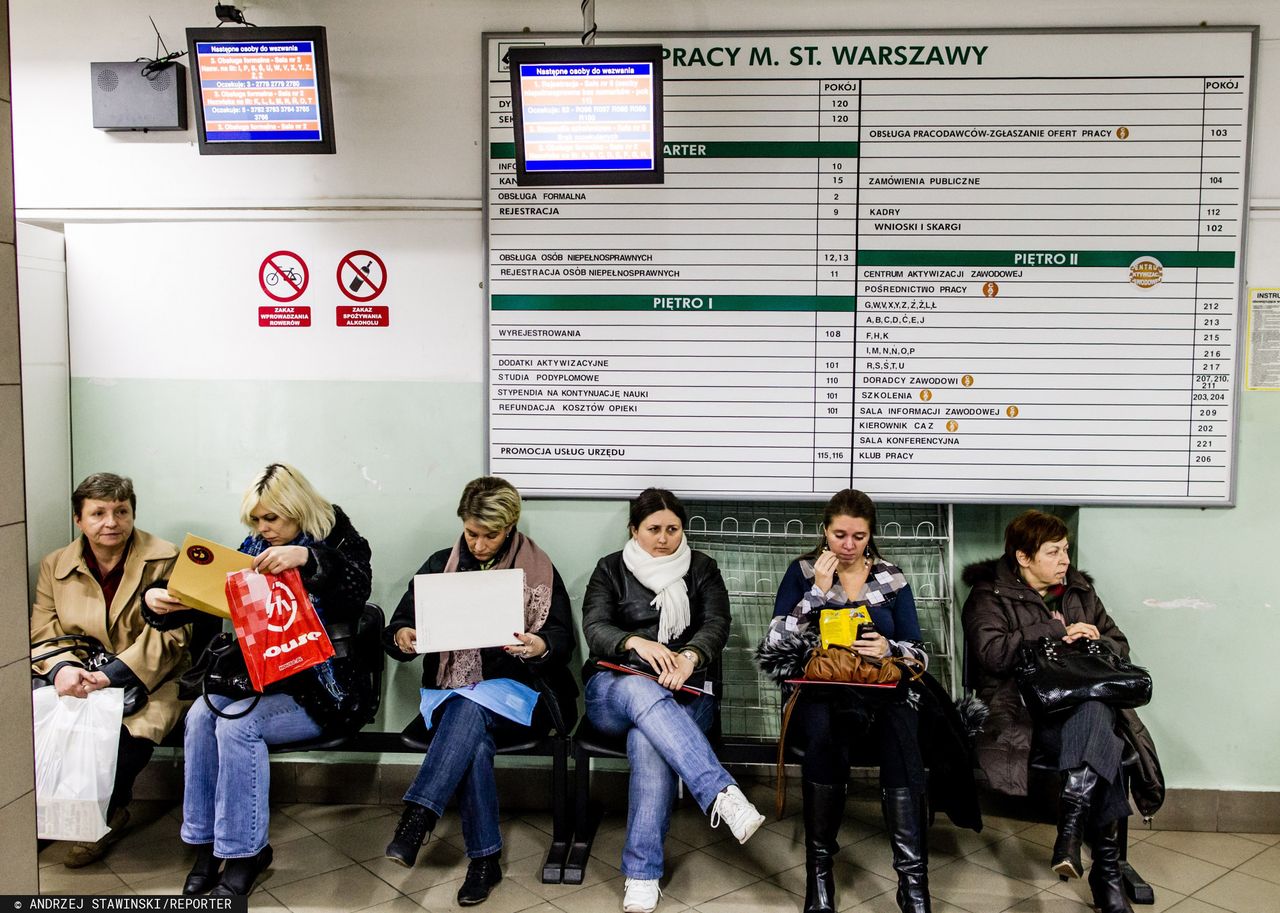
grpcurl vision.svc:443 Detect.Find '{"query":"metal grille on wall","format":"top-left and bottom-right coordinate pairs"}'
top-left (685, 501), bottom-right (955, 743)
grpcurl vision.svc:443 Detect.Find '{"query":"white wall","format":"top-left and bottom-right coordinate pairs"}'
top-left (12, 1), bottom-right (1280, 209)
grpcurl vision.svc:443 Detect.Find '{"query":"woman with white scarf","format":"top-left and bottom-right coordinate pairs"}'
top-left (581, 488), bottom-right (764, 913)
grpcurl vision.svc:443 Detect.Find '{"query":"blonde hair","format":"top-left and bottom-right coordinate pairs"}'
top-left (456, 476), bottom-right (522, 531)
top-left (239, 463), bottom-right (336, 540)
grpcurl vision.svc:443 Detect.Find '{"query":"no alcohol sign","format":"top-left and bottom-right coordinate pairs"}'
top-left (337, 250), bottom-right (387, 302)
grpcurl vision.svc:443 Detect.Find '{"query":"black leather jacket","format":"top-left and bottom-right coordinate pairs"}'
top-left (581, 549), bottom-right (730, 683)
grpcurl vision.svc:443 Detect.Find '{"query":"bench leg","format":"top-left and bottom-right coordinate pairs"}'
top-left (563, 748), bottom-right (600, 886)
top-left (541, 738), bottom-right (571, 884)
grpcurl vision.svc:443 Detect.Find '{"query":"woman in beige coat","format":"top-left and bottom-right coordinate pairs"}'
top-left (30, 473), bottom-right (190, 867)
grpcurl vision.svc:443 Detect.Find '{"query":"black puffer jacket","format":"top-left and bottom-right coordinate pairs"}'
top-left (581, 549), bottom-right (729, 683)
top-left (961, 556), bottom-right (1164, 818)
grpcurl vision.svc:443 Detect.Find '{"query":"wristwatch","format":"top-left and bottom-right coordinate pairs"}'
top-left (679, 649), bottom-right (699, 668)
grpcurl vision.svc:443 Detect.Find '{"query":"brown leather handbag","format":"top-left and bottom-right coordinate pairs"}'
top-left (774, 646), bottom-right (924, 816)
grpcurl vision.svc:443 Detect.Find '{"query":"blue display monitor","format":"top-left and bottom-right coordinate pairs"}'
top-left (186, 26), bottom-right (336, 155)
top-left (508, 45), bottom-right (664, 186)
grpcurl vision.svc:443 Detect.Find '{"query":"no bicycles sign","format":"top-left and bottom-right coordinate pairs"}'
top-left (259, 250), bottom-right (309, 303)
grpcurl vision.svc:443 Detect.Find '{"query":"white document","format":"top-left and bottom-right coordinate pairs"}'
top-left (414, 568), bottom-right (526, 653)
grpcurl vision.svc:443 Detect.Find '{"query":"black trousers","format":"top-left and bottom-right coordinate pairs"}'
top-left (110, 727), bottom-right (156, 818)
top-left (1034, 700), bottom-right (1131, 825)
top-left (795, 689), bottom-right (926, 791)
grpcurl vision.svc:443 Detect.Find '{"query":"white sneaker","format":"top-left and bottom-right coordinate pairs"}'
top-left (622, 877), bottom-right (661, 913)
top-left (710, 784), bottom-right (765, 845)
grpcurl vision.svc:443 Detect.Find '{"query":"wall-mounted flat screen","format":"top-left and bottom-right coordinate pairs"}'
top-left (186, 26), bottom-right (336, 155)
top-left (508, 44), bottom-right (663, 186)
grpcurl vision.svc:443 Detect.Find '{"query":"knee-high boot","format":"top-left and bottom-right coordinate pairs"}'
top-left (882, 787), bottom-right (931, 913)
top-left (1087, 818), bottom-right (1134, 913)
top-left (1052, 766), bottom-right (1099, 879)
top-left (801, 779), bottom-right (846, 913)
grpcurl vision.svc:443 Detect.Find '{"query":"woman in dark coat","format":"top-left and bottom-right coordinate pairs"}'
top-left (961, 509), bottom-right (1162, 913)
top-left (145, 462), bottom-right (373, 897)
top-left (381, 476), bottom-right (578, 908)
top-left (581, 488), bottom-right (764, 913)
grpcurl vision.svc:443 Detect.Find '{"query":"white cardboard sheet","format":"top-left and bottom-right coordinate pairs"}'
top-left (414, 568), bottom-right (525, 653)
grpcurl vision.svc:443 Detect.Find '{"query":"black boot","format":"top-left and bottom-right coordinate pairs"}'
top-left (385, 802), bottom-right (438, 867)
top-left (209, 844), bottom-right (272, 897)
top-left (181, 842), bottom-right (221, 896)
top-left (1087, 818), bottom-right (1134, 913)
top-left (882, 787), bottom-right (931, 913)
top-left (1052, 766), bottom-right (1099, 879)
top-left (802, 779), bottom-right (846, 913)
top-left (457, 852), bottom-right (502, 906)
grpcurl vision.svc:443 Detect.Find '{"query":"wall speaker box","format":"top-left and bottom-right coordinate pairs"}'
top-left (90, 61), bottom-right (188, 131)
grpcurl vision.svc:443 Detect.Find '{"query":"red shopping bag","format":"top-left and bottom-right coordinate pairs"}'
top-left (225, 568), bottom-right (335, 692)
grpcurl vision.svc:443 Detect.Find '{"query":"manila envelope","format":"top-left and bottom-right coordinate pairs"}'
top-left (168, 534), bottom-right (254, 618)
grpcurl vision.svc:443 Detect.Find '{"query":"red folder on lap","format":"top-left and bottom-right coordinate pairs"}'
top-left (784, 678), bottom-right (899, 688)
top-left (596, 660), bottom-right (715, 697)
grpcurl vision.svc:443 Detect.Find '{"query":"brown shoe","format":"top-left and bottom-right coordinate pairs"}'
top-left (64, 808), bottom-right (130, 868)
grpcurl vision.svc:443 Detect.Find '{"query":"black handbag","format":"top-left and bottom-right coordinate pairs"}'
top-left (31, 634), bottom-right (149, 717)
top-left (177, 632), bottom-right (261, 719)
top-left (1014, 636), bottom-right (1152, 716)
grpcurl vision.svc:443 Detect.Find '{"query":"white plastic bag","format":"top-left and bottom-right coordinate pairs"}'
top-left (33, 686), bottom-right (123, 841)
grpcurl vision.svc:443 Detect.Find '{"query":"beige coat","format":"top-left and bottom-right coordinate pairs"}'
top-left (31, 529), bottom-right (190, 743)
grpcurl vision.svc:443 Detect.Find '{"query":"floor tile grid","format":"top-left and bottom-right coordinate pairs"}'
top-left (36, 800), bottom-right (1280, 913)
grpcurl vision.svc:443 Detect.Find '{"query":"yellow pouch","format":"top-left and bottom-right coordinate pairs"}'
top-left (818, 605), bottom-right (872, 649)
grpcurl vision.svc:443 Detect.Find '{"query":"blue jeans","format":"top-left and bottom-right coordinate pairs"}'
top-left (404, 698), bottom-right (504, 859)
top-left (585, 672), bottom-right (733, 880)
top-left (181, 693), bottom-right (322, 858)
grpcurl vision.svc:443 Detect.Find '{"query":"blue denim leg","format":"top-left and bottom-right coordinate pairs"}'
top-left (404, 698), bottom-right (503, 858)
top-left (585, 673), bottom-right (728, 880)
top-left (180, 693), bottom-right (322, 859)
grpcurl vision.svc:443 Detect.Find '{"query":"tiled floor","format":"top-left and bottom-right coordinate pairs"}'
top-left (37, 785), bottom-right (1280, 913)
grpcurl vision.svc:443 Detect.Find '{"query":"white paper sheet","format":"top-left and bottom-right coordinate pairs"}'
top-left (414, 567), bottom-right (526, 653)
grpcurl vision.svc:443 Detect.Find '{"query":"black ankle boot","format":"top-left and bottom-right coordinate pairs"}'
top-left (1052, 766), bottom-right (1099, 879)
top-left (1087, 818), bottom-right (1134, 913)
top-left (882, 787), bottom-right (931, 913)
top-left (385, 802), bottom-right (438, 867)
top-left (210, 844), bottom-right (272, 897)
top-left (181, 843), bottom-right (221, 896)
top-left (457, 852), bottom-right (502, 906)
top-left (802, 779), bottom-right (846, 913)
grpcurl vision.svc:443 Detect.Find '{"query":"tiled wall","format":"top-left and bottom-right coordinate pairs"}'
top-left (0, 0), bottom-right (38, 892)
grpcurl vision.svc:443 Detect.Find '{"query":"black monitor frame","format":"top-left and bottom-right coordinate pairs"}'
top-left (508, 44), bottom-right (664, 186)
top-left (186, 25), bottom-right (336, 155)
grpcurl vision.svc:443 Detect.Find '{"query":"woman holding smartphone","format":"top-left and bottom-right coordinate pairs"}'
top-left (763, 489), bottom-right (934, 913)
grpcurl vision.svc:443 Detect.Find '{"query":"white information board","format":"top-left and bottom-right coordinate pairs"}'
top-left (484, 28), bottom-right (1256, 504)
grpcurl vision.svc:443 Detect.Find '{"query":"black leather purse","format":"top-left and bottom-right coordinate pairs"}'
top-left (31, 634), bottom-right (149, 717)
top-left (177, 632), bottom-right (261, 719)
top-left (1014, 636), bottom-right (1152, 717)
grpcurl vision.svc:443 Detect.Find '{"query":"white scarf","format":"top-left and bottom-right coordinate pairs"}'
top-left (623, 536), bottom-right (692, 643)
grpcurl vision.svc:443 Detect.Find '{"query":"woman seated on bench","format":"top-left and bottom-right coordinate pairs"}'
top-left (763, 488), bottom-right (961, 913)
top-left (962, 509), bottom-right (1162, 913)
top-left (144, 463), bottom-right (372, 897)
top-left (381, 475), bottom-right (578, 908)
top-left (31, 473), bottom-right (188, 868)
top-left (581, 487), bottom-right (764, 913)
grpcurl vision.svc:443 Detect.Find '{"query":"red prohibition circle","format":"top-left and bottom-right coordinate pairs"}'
top-left (259, 250), bottom-right (309, 302)
top-left (337, 250), bottom-right (388, 302)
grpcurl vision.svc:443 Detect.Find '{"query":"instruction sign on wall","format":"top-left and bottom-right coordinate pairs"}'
top-left (484, 28), bottom-right (1256, 505)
